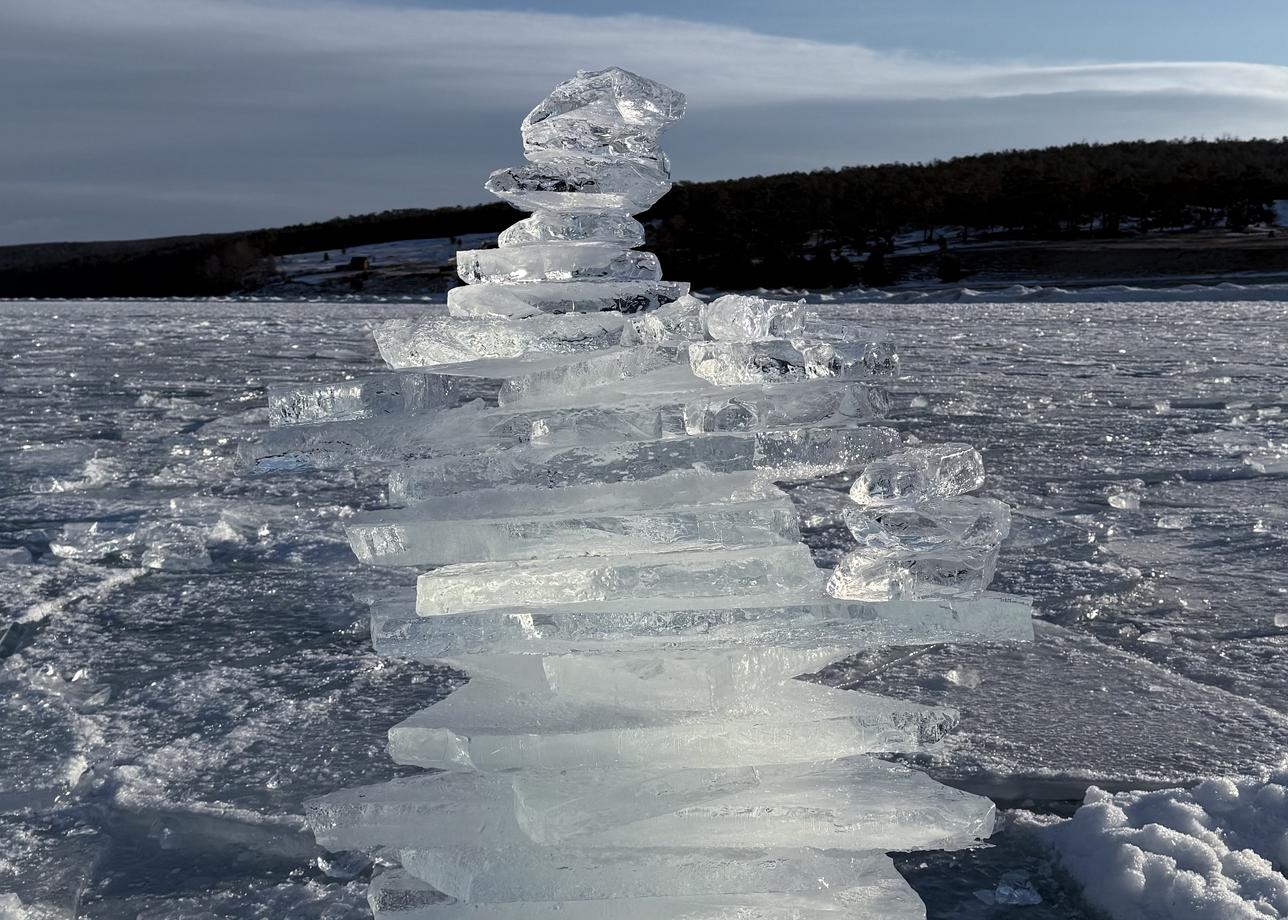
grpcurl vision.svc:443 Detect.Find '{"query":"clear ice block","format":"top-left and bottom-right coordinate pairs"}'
top-left (688, 340), bottom-right (898, 386)
top-left (347, 496), bottom-right (799, 566)
top-left (498, 212), bottom-right (645, 248)
top-left (387, 677), bottom-right (957, 770)
top-left (521, 67), bottom-right (685, 163)
top-left (373, 314), bottom-right (626, 368)
top-left (388, 426), bottom-right (901, 501)
top-left (369, 591), bottom-right (1035, 659)
top-left (307, 756), bottom-right (995, 853)
top-left (367, 863), bottom-right (926, 920)
top-left (415, 544), bottom-right (823, 616)
top-left (448, 280), bottom-right (689, 319)
top-left (457, 244), bottom-right (661, 285)
top-left (620, 294), bottom-right (705, 345)
top-left (827, 541), bottom-right (1000, 602)
top-left (700, 294), bottom-right (806, 342)
top-left (485, 157), bottom-right (671, 214)
top-left (849, 444), bottom-right (987, 506)
top-left (843, 495), bottom-right (1011, 550)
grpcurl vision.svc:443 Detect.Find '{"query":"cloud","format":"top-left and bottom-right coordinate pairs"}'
top-left (2, 0), bottom-right (1287, 243)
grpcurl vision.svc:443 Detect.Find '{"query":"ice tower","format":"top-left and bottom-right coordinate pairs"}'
top-left (246, 68), bottom-right (1034, 919)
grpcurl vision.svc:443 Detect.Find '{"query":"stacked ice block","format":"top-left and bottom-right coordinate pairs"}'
top-left (246, 68), bottom-right (1034, 919)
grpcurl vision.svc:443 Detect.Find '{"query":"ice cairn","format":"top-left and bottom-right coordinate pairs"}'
top-left (243, 68), bottom-right (1034, 919)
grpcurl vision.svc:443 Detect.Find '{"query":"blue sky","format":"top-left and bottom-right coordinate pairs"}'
top-left (3, 0), bottom-right (1288, 244)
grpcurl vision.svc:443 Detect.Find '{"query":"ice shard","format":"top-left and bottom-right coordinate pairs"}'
top-left (239, 67), bottom-right (1035, 920)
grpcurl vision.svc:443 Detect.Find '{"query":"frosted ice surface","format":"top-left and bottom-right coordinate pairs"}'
top-left (448, 280), bottom-right (689, 319)
top-left (486, 157), bottom-right (672, 214)
top-left (374, 314), bottom-right (626, 367)
top-left (850, 443), bottom-right (986, 506)
top-left (415, 544), bottom-right (822, 615)
top-left (388, 426), bottom-right (901, 500)
top-left (456, 244), bottom-right (661, 285)
top-left (701, 294), bottom-right (806, 342)
top-left (498, 211), bottom-right (645, 248)
top-left (370, 591), bottom-right (1034, 659)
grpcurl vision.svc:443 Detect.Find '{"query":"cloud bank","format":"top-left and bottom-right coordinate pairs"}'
top-left (3, 0), bottom-right (1287, 243)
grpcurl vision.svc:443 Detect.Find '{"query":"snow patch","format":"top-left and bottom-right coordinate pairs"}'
top-left (1045, 774), bottom-right (1288, 920)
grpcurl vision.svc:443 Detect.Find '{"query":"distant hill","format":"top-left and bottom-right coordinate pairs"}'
top-left (3, 138), bottom-right (1288, 297)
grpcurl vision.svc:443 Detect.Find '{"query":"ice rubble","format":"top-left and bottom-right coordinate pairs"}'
top-left (243, 68), bottom-right (1034, 918)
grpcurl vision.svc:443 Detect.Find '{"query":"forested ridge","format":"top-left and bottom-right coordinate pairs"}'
top-left (4, 138), bottom-right (1288, 297)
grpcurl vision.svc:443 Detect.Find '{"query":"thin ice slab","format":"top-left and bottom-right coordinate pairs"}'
top-left (415, 544), bottom-right (823, 615)
top-left (387, 677), bottom-right (957, 770)
top-left (367, 863), bottom-right (925, 920)
top-left (370, 591), bottom-right (1035, 659)
top-left (373, 314), bottom-right (627, 367)
top-left (457, 244), bottom-right (661, 285)
top-left (348, 495), bottom-right (799, 566)
top-left (398, 844), bottom-right (896, 903)
top-left (447, 280), bottom-right (689, 319)
top-left (389, 426), bottom-right (902, 500)
top-left (308, 756), bottom-right (995, 853)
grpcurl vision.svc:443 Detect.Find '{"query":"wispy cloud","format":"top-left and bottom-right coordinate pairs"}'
top-left (3, 0), bottom-right (1287, 243)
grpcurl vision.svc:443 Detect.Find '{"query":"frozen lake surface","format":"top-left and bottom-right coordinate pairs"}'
top-left (2, 291), bottom-right (1285, 917)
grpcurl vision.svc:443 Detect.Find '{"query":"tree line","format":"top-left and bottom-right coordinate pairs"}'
top-left (2, 138), bottom-right (1286, 297)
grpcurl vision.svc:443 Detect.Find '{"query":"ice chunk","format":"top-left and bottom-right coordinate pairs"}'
top-left (620, 294), bottom-right (704, 345)
top-left (388, 677), bottom-right (956, 770)
top-left (457, 244), bottom-right (661, 285)
top-left (843, 496), bottom-right (1011, 550)
top-left (849, 443), bottom-right (986, 506)
top-left (415, 544), bottom-right (822, 615)
top-left (499, 211), bottom-right (645, 248)
top-left (448, 280), bottom-right (689, 319)
top-left (369, 591), bottom-right (1035, 659)
top-left (826, 539), bottom-right (999, 602)
top-left (521, 67), bottom-right (685, 163)
top-left (688, 340), bottom-right (897, 386)
top-left (700, 294), bottom-right (805, 342)
top-left (50, 521), bottom-right (140, 561)
top-left (373, 314), bottom-right (626, 368)
top-left (485, 157), bottom-right (671, 214)
top-left (388, 426), bottom-right (901, 500)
